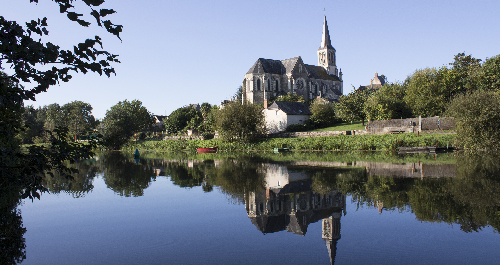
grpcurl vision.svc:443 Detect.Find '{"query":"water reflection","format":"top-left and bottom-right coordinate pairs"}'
top-left (99, 152), bottom-right (156, 197)
top-left (0, 186), bottom-right (26, 265)
top-left (42, 160), bottom-right (98, 197)
top-left (4, 152), bottom-right (500, 264)
top-left (245, 164), bottom-right (346, 264)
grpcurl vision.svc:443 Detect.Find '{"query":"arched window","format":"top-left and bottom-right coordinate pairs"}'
top-left (267, 79), bottom-right (270, 91)
top-left (275, 80), bottom-right (279, 91)
top-left (256, 78), bottom-right (261, 91)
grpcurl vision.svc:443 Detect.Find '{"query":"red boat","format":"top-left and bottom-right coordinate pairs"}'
top-left (197, 147), bottom-right (218, 153)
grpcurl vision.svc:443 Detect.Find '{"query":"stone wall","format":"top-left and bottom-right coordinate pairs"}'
top-left (267, 130), bottom-right (367, 138)
top-left (365, 116), bottom-right (455, 135)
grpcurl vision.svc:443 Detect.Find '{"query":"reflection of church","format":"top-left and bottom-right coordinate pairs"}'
top-left (244, 163), bottom-right (345, 264)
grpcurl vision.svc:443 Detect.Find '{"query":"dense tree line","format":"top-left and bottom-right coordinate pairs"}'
top-left (334, 53), bottom-right (500, 149)
top-left (17, 101), bottom-right (98, 144)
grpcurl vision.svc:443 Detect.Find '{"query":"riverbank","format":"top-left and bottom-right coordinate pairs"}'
top-left (122, 133), bottom-right (457, 152)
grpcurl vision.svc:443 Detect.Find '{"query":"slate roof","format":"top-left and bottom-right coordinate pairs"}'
top-left (268, 101), bottom-right (312, 115)
top-left (246, 58), bottom-right (286, 75)
top-left (247, 57), bottom-right (339, 81)
top-left (304, 65), bottom-right (339, 81)
top-left (281, 57), bottom-right (300, 75)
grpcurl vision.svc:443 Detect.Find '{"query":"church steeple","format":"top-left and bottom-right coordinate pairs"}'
top-left (320, 15), bottom-right (333, 49)
top-left (317, 15), bottom-right (338, 76)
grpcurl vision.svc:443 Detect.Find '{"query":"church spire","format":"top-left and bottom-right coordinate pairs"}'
top-left (320, 15), bottom-right (333, 49)
top-left (317, 15), bottom-right (337, 76)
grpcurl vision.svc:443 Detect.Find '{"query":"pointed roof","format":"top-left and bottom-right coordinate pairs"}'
top-left (320, 15), bottom-right (335, 50)
top-left (246, 58), bottom-right (286, 75)
top-left (281, 56), bottom-right (301, 75)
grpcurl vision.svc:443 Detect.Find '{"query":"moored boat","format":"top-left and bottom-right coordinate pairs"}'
top-left (197, 147), bottom-right (218, 153)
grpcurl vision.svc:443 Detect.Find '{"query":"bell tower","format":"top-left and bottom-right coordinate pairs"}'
top-left (317, 15), bottom-right (338, 76)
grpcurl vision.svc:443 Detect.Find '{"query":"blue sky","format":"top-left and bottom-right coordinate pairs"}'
top-left (4, 0), bottom-right (500, 119)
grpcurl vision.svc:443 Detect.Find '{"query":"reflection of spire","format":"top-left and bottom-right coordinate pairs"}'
top-left (377, 201), bottom-right (384, 214)
top-left (322, 211), bottom-right (342, 265)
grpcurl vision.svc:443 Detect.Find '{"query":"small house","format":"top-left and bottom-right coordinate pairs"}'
top-left (263, 101), bottom-right (312, 133)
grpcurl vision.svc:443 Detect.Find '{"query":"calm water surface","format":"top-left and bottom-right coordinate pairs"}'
top-left (7, 152), bottom-right (500, 264)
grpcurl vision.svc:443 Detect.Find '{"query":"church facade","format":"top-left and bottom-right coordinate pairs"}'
top-left (242, 16), bottom-right (343, 104)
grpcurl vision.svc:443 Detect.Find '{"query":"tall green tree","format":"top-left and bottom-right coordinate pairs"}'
top-left (445, 90), bottom-right (500, 149)
top-left (164, 106), bottom-right (202, 135)
top-left (17, 105), bottom-right (45, 144)
top-left (448, 53), bottom-right (482, 96)
top-left (216, 101), bottom-right (265, 142)
top-left (335, 88), bottom-right (370, 125)
top-left (309, 97), bottom-right (337, 127)
top-left (403, 67), bottom-right (453, 117)
top-left (364, 83), bottom-right (411, 121)
top-left (477, 54), bottom-right (500, 91)
top-left (100, 100), bottom-right (154, 150)
top-left (62, 100), bottom-right (98, 140)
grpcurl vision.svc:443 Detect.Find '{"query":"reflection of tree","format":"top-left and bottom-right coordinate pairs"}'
top-left (99, 152), bottom-right (155, 197)
top-left (209, 159), bottom-right (266, 203)
top-left (165, 161), bottom-right (210, 188)
top-left (0, 186), bottom-right (26, 265)
top-left (334, 153), bottom-right (500, 233)
top-left (43, 160), bottom-right (98, 198)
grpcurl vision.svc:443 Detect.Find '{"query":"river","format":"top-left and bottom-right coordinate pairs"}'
top-left (4, 151), bottom-right (500, 264)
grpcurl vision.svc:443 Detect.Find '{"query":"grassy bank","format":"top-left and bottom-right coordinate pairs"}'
top-left (123, 133), bottom-right (456, 152)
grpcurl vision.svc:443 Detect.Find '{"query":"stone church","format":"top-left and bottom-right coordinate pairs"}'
top-left (242, 16), bottom-right (343, 104)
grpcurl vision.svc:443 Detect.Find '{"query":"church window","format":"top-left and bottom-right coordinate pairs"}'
top-left (256, 78), bottom-right (261, 91)
top-left (267, 79), bottom-right (270, 91)
top-left (275, 80), bottom-right (279, 91)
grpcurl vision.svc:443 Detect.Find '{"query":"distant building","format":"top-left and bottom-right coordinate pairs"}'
top-left (242, 15), bottom-right (343, 105)
top-left (359, 72), bottom-right (386, 91)
top-left (153, 115), bottom-right (167, 129)
top-left (188, 103), bottom-right (201, 112)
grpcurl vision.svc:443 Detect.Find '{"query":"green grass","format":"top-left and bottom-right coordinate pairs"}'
top-left (311, 121), bottom-right (365, 132)
top-left (124, 133), bottom-right (457, 152)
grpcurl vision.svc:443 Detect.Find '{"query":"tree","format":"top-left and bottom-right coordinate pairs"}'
top-left (335, 88), bottom-right (370, 125)
top-left (274, 92), bottom-right (305, 103)
top-left (199, 105), bottom-right (218, 138)
top-left (164, 106), bottom-right (201, 135)
top-left (1, 0), bottom-right (120, 199)
top-left (445, 90), bottom-right (500, 149)
top-left (403, 67), bottom-right (453, 117)
top-left (0, 1), bottom-right (121, 101)
top-left (364, 83), bottom-right (411, 121)
top-left (476, 54), bottom-right (500, 91)
top-left (62, 100), bottom-right (98, 140)
top-left (100, 100), bottom-right (154, 150)
top-left (448, 53), bottom-right (482, 96)
top-left (16, 105), bottom-right (45, 144)
top-left (233, 86), bottom-right (243, 102)
top-left (216, 101), bottom-right (265, 142)
top-left (309, 97), bottom-right (337, 127)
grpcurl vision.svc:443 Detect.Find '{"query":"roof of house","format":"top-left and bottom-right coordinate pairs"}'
top-left (267, 101), bottom-right (312, 115)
